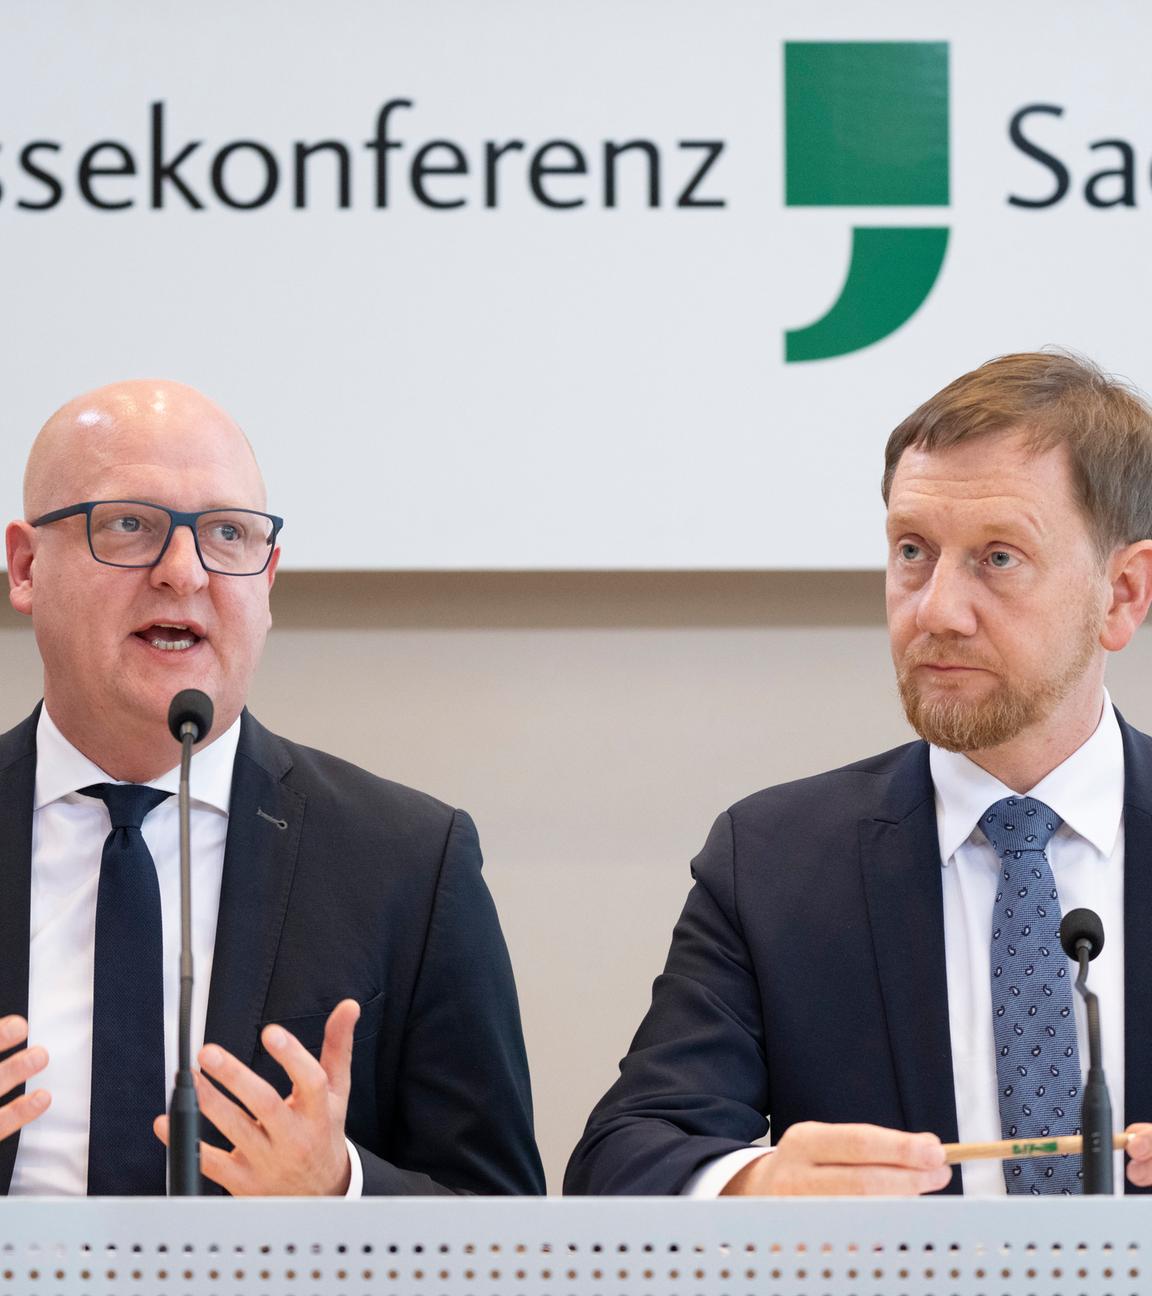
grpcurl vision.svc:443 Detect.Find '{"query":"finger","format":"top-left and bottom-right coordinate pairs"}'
top-left (154, 1112), bottom-right (252, 1195)
top-left (782, 1121), bottom-right (946, 1170)
top-left (196, 1140), bottom-right (250, 1197)
top-left (1124, 1122), bottom-right (1152, 1161)
top-left (0, 1045), bottom-right (49, 1099)
top-left (1127, 1156), bottom-right (1152, 1188)
top-left (0, 1017), bottom-right (29, 1050)
top-left (319, 1000), bottom-right (360, 1102)
top-left (194, 1072), bottom-right (268, 1155)
top-left (260, 1025), bottom-right (329, 1114)
top-left (810, 1162), bottom-right (953, 1196)
top-left (198, 1044), bottom-right (287, 1133)
top-left (0, 1089), bottom-right (50, 1142)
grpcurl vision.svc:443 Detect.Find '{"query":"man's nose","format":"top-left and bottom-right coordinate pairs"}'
top-left (149, 524), bottom-right (209, 594)
top-left (915, 556), bottom-right (979, 638)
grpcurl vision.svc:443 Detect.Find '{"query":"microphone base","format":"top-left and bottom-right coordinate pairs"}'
top-left (168, 1072), bottom-right (202, 1197)
top-left (1080, 1074), bottom-right (1113, 1196)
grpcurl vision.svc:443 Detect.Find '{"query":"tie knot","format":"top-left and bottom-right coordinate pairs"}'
top-left (979, 795), bottom-right (1062, 859)
top-left (81, 782), bottom-right (172, 831)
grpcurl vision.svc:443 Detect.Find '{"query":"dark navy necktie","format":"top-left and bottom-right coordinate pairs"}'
top-left (981, 795), bottom-right (1083, 1195)
top-left (81, 782), bottom-right (173, 1196)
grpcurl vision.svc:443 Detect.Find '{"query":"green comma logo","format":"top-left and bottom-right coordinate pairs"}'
top-left (784, 41), bottom-right (950, 363)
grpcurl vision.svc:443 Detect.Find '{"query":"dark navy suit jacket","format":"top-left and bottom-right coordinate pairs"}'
top-left (0, 707), bottom-right (544, 1196)
top-left (566, 713), bottom-right (1152, 1196)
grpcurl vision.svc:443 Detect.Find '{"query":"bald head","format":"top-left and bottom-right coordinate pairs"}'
top-left (24, 380), bottom-right (265, 519)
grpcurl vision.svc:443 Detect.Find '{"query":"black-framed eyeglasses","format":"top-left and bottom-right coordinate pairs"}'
top-left (30, 500), bottom-right (284, 576)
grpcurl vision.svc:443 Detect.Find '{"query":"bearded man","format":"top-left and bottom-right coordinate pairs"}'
top-left (567, 351), bottom-right (1152, 1197)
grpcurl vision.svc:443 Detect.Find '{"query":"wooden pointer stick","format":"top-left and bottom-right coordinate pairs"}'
top-left (943, 1133), bottom-right (1131, 1164)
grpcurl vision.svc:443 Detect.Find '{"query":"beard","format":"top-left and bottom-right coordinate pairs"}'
top-left (895, 618), bottom-right (1101, 752)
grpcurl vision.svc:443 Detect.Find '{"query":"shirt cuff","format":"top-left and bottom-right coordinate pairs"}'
top-left (343, 1137), bottom-right (364, 1198)
top-left (681, 1147), bottom-right (772, 1198)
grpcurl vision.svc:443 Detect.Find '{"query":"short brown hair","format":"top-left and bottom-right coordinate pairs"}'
top-left (882, 350), bottom-right (1152, 553)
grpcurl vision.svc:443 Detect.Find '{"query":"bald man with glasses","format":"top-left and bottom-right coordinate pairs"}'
top-left (0, 380), bottom-right (543, 1199)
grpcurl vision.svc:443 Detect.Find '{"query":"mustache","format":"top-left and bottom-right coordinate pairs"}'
top-left (899, 641), bottom-right (998, 673)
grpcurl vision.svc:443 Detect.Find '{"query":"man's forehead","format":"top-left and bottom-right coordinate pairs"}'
top-left (885, 432), bottom-right (1079, 543)
top-left (885, 498), bottom-right (1047, 546)
top-left (26, 381), bottom-right (265, 514)
top-left (889, 432), bottom-right (1073, 499)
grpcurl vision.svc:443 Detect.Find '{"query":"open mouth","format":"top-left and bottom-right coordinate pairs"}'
top-left (134, 622), bottom-right (203, 652)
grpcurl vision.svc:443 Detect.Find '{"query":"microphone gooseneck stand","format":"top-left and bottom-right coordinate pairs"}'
top-left (1059, 907), bottom-right (1112, 1195)
top-left (166, 689), bottom-right (215, 1196)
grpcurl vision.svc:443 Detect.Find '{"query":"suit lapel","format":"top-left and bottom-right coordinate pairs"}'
top-left (0, 709), bottom-right (40, 1195)
top-left (859, 741), bottom-right (961, 1191)
top-left (203, 711), bottom-right (305, 1077)
top-left (1118, 713), bottom-right (1152, 1194)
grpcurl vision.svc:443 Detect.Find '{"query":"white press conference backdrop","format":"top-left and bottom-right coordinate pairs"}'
top-left (2, 0), bottom-right (1150, 569)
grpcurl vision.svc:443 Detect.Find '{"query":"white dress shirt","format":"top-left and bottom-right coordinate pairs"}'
top-left (10, 707), bottom-right (363, 1197)
top-left (687, 691), bottom-right (1127, 1197)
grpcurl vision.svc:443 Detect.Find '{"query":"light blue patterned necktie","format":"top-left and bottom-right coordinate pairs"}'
top-left (981, 795), bottom-right (1083, 1194)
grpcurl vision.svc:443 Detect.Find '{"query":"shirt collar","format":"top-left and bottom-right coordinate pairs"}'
top-left (34, 705), bottom-right (241, 816)
top-left (930, 688), bottom-right (1124, 865)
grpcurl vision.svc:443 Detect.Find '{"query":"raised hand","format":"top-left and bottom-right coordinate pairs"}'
top-left (154, 999), bottom-right (360, 1195)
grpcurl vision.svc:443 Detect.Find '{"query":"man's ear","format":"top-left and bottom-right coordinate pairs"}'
top-left (6, 520), bottom-right (36, 617)
top-left (264, 546), bottom-right (280, 629)
top-left (1101, 540), bottom-right (1152, 652)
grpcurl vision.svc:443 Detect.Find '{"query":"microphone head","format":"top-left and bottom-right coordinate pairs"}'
top-left (1060, 907), bottom-right (1105, 961)
top-left (168, 690), bottom-right (214, 744)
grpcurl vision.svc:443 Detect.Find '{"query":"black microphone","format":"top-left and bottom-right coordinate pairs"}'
top-left (166, 689), bottom-right (214, 1196)
top-left (1059, 908), bottom-right (1112, 1194)
top-left (168, 689), bottom-right (214, 744)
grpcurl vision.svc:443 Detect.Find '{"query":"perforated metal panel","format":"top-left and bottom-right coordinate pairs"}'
top-left (0, 1196), bottom-right (1146, 1296)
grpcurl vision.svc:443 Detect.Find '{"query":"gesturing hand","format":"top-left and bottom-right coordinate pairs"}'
top-left (154, 999), bottom-right (360, 1196)
top-left (0, 1015), bottom-right (50, 1142)
top-left (721, 1121), bottom-right (952, 1196)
